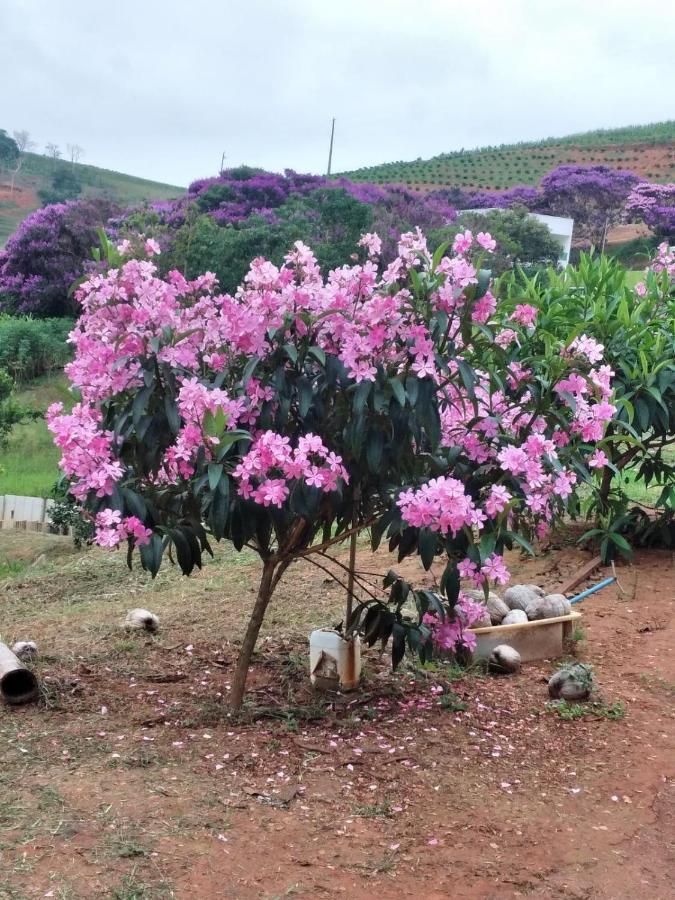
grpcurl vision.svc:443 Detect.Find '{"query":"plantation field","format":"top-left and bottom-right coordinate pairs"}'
top-left (0, 530), bottom-right (672, 898)
top-left (0, 152), bottom-right (184, 245)
top-left (0, 376), bottom-right (70, 497)
top-left (340, 121), bottom-right (675, 191)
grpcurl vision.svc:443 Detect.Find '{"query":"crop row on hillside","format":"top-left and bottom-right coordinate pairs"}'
top-left (341, 122), bottom-right (675, 191)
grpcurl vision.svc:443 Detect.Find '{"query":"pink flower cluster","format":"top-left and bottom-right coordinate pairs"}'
top-left (422, 593), bottom-right (487, 654)
top-left (510, 303), bottom-right (538, 327)
top-left (233, 431), bottom-right (349, 507)
top-left (650, 241), bottom-right (675, 278)
top-left (458, 554), bottom-right (510, 587)
top-left (566, 334), bottom-right (604, 365)
top-left (397, 476), bottom-right (483, 536)
top-left (94, 509), bottom-right (153, 548)
top-left (46, 402), bottom-right (123, 501)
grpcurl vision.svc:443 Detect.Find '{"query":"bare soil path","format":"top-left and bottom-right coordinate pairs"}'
top-left (0, 533), bottom-right (672, 899)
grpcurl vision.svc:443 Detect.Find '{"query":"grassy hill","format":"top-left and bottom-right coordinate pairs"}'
top-left (0, 152), bottom-right (184, 245)
top-left (339, 121), bottom-right (675, 193)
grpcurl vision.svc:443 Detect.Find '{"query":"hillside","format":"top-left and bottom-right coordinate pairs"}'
top-left (339, 121), bottom-right (675, 193)
top-left (0, 151), bottom-right (184, 245)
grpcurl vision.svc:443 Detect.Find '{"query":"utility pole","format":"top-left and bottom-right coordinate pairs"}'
top-left (326, 118), bottom-right (335, 176)
top-left (220, 150), bottom-right (227, 173)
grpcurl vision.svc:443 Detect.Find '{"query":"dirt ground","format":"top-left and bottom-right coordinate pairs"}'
top-left (0, 530), bottom-right (673, 899)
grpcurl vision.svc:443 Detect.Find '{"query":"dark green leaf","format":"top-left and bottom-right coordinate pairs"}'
top-left (418, 528), bottom-right (438, 570)
top-left (391, 623), bottom-right (406, 670)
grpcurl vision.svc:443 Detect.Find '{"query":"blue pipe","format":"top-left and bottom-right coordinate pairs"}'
top-left (569, 576), bottom-right (616, 605)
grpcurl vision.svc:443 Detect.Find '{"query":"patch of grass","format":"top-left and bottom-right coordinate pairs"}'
top-left (439, 691), bottom-right (468, 712)
top-left (352, 798), bottom-right (392, 818)
top-left (369, 853), bottom-right (397, 875)
top-left (36, 785), bottom-right (66, 811)
top-left (547, 699), bottom-right (626, 720)
top-left (111, 839), bottom-right (151, 860)
top-left (638, 671), bottom-right (675, 695)
top-left (2, 153), bottom-right (183, 249)
top-left (110, 876), bottom-right (153, 900)
top-left (0, 558), bottom-right (27, 578)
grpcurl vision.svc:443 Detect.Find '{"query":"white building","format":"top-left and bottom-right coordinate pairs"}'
top-left (461, 209), bottom-right (574, 267)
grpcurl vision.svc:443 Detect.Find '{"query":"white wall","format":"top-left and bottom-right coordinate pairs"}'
top-left (0, 495), bottom-right (55, 529)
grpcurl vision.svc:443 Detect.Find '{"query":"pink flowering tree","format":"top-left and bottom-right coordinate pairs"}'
top-left (48, 228), bottom-right (614, 707)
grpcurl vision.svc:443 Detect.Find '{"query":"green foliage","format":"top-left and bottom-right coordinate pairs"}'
top-left (37, 167), bottom-right (83, 205)
top-left (169, 214), bottom-right (301, 294)
top-left (607, 235), bottom-right (660, 267)
top-left (547, 699), bottom-right (626, 720)
top-left (48, 480), bottom-right (95, 548)
top-left (443, 205), bottom-right (563, 274)
top-left (0, 129), bottom-right (19, 168)
top-left (0, 368), bottom-right (23, 453)
top-left (169, 188), bottom-right (374, 293)
top-left (0, 315), bottom-right (73, 382)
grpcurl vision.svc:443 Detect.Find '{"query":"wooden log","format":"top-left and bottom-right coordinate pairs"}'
top-left (553, 556), bottom-right (604, 597)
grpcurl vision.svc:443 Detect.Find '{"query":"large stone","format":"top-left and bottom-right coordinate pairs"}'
top-left (488, 644), bottom-right (521, 674)
top-left (502, 609), bottom-right (529, 625)
top-left (504, 584), bottom-right (545, 616)
top-left (548, 663), bottom-right (595, 701)
top-left (11, 641), bottom-right (38, 660)
top-left (124, 608), bottom-right (160, 633)
top-left (529, 593), bottom-right (572, 621)
top-left (464, 589), bottom-right (509, 624)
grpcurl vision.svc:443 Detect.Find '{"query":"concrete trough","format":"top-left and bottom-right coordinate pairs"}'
top-left (468, 610), bottom-right (582, 663)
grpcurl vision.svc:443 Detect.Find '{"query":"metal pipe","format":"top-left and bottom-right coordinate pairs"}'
top-left (0, 642), bottom-right (39, 705)
top-left (569, 576), bottom-right (616, 605)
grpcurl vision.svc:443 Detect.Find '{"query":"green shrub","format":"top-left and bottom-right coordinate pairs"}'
top-left (498, 252), bottom-right (674, 558)
top-left (0, 316), bottom-right (73, 382)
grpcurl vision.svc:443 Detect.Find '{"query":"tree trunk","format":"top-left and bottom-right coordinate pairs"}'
top-left (599, 464), bottom-right (614, 509)
top-left (229, 558), bottom-right (278, 711)
top-left (344, 488), bottom-right (360, 625)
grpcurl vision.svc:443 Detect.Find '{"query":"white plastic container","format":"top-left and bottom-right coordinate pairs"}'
top-left (309, 629), bottom-right (361, 691)
top-left (469, 610), bottom-right (582, 663)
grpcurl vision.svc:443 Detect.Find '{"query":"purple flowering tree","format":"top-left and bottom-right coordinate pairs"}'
top-left (539, 165), bottom-right (641, 246)
top-left (0, 198), bottom-right (118, 317)
top-left (625, 182), bottom-right (675, 239)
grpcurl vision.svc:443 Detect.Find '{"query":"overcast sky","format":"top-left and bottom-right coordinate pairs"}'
top-left (2, 0), bottom-right (674, 187)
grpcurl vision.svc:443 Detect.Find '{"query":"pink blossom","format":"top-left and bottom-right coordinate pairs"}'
top-left (495, 328), bottom-right (518, 348)
top-left (358, 232), bottom-right (382, 258)
top-left (481, 553), bottom-right (509, 585)
top-left (567, 334), bottom-right (604, 365)
top-left (452, 229), bottom-right (473, 255)
top-left (588, 449), bottom-right (609, 469)
top-left (45, 228), bottom-right (615, 563)
top-left (485, 485), bottom-right (512, 517)
top-left (510, 304), bottom-right (538, 327)
top-left (476, 231), bottom-right (496, 252)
